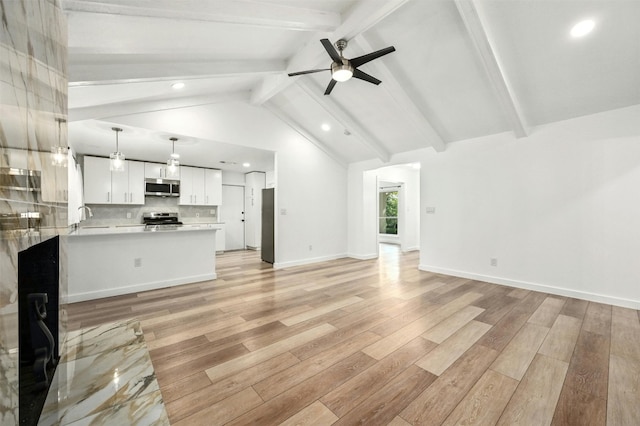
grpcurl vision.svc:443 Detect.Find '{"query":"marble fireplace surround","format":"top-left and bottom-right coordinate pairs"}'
top-left (1, 0), bottom-right (69, 424)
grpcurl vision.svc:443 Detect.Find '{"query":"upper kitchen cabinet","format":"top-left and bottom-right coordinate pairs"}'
top-left (204, 169), bottom-right (222, 206)
top-left (83, 156), bottom-right (144, 205)
top-left (179, 166), bottom-right (205, 206)
top-left (144, 162), bottom-right (179, 180)
top-left (179, 166), bottom-right (221, 206)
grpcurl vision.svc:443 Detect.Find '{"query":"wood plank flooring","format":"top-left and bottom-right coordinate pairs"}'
top-left (66, 245), bottom-right (640, 425)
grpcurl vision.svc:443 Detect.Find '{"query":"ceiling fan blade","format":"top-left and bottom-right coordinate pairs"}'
top-left (353, 69), bottom-right (382, 85)
top-left (324, 79), bottom-right (337, 95)
top-left (350, 46), bottom-right (396, 68)
top-left (288, 68), bottom-right (330, 77)
top-left (321, 39), bottom-right (342, 63)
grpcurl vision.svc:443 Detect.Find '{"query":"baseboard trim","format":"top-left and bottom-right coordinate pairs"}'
top-left (419, 264), bottom-right (640, 310)
top-left (68, 273), bottom-right (217, 303)
top-left (348, 253), bottom-right (378, 260)
top-left (274, 253), bottom-right (348, 269)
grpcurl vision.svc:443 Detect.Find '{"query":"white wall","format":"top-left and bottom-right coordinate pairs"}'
top-left (418, 105), bottom-right (640, 309)
top-left (222, 170), bottom-right (246, 186)
top-left (109, 101), bottom-right (348, 267)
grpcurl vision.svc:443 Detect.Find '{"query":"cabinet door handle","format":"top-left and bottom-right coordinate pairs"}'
top-left (130, 192), bottom-right (133, 203)
top-left (107, 192), bottom-right (110, 202)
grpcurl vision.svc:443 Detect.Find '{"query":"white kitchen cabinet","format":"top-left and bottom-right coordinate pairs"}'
top-left (144, 162), bottom-right (179, 179)
top-left (112, 160), bottom-right (144, 204)
top-left (83, 156), bottom-right (144, 205)
top-left (204, 169), bottom-right (222, 205)
top-left (179, 166), bottom-right (205, 205)
top-left (83, 156), bottom-right (112, 204)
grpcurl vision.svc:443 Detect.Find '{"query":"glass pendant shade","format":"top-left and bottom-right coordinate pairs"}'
top-left (166, 137), bottom-right (180, 177)
top-left (51, 145), bottom-right (67, 167)
top-left (52, 117), bottom-right (67, 167)
top-left (110, 151), bottom-right (125, 172)
top-left (110, 127), bottom-right (126, 172)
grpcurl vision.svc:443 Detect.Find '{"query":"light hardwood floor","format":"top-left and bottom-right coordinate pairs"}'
top-left (67, 245), bottom-right (640, 425)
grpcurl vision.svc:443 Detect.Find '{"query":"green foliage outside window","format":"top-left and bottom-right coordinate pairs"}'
top-left (379, 191), bottom-right (398, 235)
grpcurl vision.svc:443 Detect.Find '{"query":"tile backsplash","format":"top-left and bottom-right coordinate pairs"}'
top-left (81, 197), bottom-right (218, 227)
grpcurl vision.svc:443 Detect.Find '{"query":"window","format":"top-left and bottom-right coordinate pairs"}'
top-left (379, 190), bottom-right (398, 235)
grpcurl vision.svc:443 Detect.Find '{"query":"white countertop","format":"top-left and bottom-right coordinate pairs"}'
top-left (71, 223), bottom-right (222, 236)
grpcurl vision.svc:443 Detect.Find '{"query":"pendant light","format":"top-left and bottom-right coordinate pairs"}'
top-left (51, 117), bottom-right (68, 167)
top-left (166, 137), bottom-right (180, 177)
top-left (110, 127), bottom-right (125, 172)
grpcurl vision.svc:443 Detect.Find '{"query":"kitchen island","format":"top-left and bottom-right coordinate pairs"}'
top-left (67, 224), bottom-right (221, 302)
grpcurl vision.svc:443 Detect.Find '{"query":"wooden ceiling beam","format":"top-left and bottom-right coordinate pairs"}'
top-left (264, 101), bottom-right (348, 168)
top-left (296, 79), bottom-right (391, 163)
top-left (69, 59), bottom-right (284, 85)
top-left (250, 0), bottom-right (411, 105)
top-left (68, 91), bottom-right (250, 122)
top-left (63, 0), bottom-right (340, 32)
top-left (454, 0), bottom-right (528, 138)
top-left (352, 35), bottom-right (446, 153)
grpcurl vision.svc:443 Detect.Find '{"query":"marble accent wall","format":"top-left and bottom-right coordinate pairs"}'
top-left (0, 1), bottom-right (68, 424)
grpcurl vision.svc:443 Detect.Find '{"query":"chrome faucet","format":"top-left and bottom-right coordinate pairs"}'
top-left (78, 205), bottom-right (93, 220)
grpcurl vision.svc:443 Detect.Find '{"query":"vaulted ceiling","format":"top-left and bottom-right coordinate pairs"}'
top-left (65, 0), bottom-right (640, 172)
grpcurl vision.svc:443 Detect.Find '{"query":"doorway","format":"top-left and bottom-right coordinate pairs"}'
top-left (365, 163), bottom-right (420, 256)
top-left (220, 185), bottom-right (245, 250)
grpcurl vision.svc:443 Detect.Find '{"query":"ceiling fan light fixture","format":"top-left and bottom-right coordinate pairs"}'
top-left (331, 62), bottom-right (353, 82)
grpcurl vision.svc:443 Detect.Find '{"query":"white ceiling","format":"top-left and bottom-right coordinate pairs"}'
top-left (64, 0), bottom-right (640, 172)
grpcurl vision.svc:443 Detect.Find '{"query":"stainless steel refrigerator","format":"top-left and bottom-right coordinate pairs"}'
top-left (261, 188), bottom-right (275, 263)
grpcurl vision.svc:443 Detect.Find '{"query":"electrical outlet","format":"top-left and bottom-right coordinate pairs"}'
top-left (426, 206), bottom-right (436, 214)
top-left (126, 212), bottom-right (132, 219)
top-left (490, 258), bottom-right (498, 267)
top-left (196, 212), bottom-right (200, 218)
top-left (309, 245), bottom-right (313, 251)
top-left (134, 258), bottom-right (142, 268)
top-left (280, 208), bottom-right (287, 215)
top-left (210, 209), bottom-right (215, 215)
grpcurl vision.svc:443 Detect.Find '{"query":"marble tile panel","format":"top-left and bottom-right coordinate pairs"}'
top-left (61, 319), bottom-right (143, 363)
top-left (1, 0), bottom-right (68, 421)
top-left (64, 390), bottom-right (169, 426)
top-left (39, 320), bottom-right (168, 426)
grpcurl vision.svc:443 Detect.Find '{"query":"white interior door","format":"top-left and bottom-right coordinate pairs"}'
top-left (220, 185), bottom-right (245, 250)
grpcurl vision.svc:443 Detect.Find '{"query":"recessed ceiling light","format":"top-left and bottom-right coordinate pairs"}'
top-left (171, 82), bottom-right (185, 89)
top-left (321, 123), bottom-right (331, 132)
top-left (242, 162), bottom-right (250, 168)
top-left (570, 19), bottom-right (595, 38)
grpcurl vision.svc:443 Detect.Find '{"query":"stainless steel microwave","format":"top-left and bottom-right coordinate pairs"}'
top-left (144, 178), bottom-right (180, 197)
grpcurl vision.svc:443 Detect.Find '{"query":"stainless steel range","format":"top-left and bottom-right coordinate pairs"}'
top-left (142, 212), bottom-right (183, 230)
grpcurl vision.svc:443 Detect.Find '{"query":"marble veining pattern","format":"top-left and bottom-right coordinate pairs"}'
top-left (1, 0), bottom-right (69, 423)
top-left (38, 319), bottom-right (168, 426)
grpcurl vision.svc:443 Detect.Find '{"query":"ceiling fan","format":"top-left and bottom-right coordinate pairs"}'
top-left (288, 38), bottom-right (396, 95)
